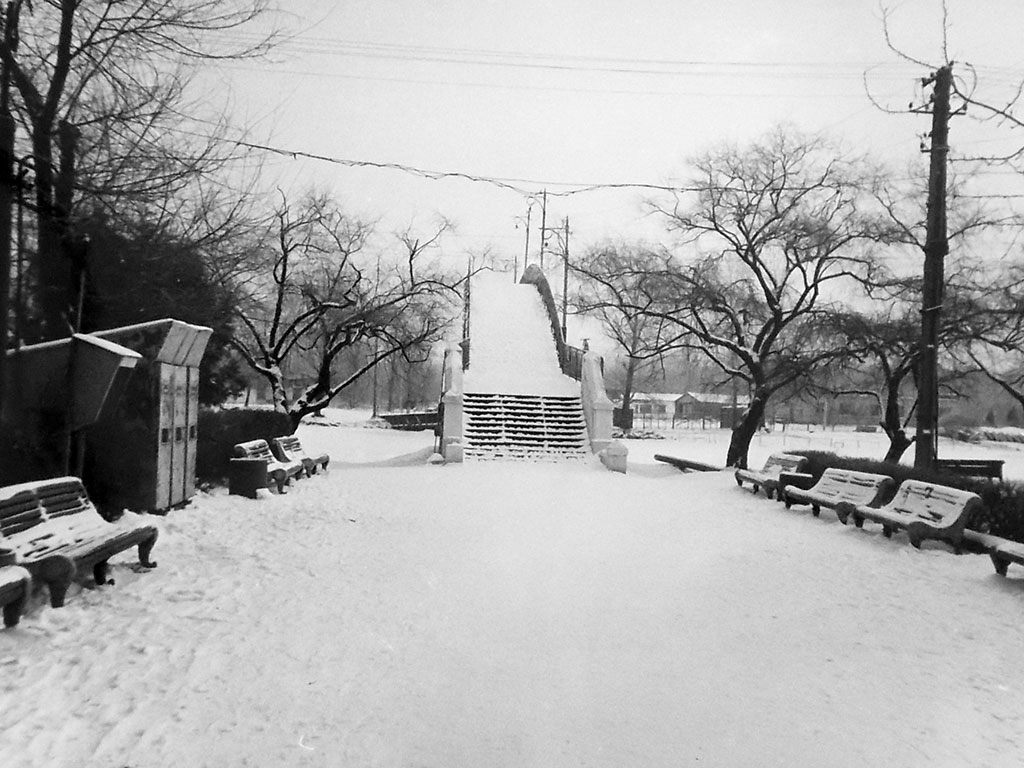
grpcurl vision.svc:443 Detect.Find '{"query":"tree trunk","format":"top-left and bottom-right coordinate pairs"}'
top-left (31, 125), bottom-right (71, 341)
top-left (726, 395), bottom-right (766, 469)
top-left (621, 356), bottom-right (637, 432)
top-left (267, 365), bottom-right (289, 417)
top-left (880, 378), bottom-right (913, 463)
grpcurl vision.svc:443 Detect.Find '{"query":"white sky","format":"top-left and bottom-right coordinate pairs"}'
top-left (197, 0), bottom-right (1024, 267)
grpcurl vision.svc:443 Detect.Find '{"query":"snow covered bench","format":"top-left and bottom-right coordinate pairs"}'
top-left (654, 454), bottom-right (722, 472)
top-left (962, 530), bottom-right (1024, 576)
top-left (272, 435), bottom-right (329, 477)
top-left (0, 477), bottom-right (158, 608)
top-left (783, 468), bottom-right (896, 520)
top-left (734, 453), bottom-right (808, 499)
top-left (0, 561), bottom-right (31, 627)
top-left (848, 480), bottom-right (982, 549)
top-left (232, 439), bottom-right (303, 494)
top-left (935, 458), bottom-right (1004, 480)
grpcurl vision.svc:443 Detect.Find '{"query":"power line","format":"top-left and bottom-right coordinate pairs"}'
top-left (212, 32), bottom-right (1024, 84)
top-left (214, 62), bottom-right (882, 100)
top-left (167, 123), bottom-right (702, 196)
top-left (167, 120), bottom-right (1024, 200)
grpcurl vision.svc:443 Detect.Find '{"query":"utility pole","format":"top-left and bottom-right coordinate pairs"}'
top-left (914, 63), bottom-right (953, 471)
top-left (538, 189), bottom-right (548, 269)
top-left (517, 202), bottom-right (532, 282)
top-left (371, 254), bottom-right (381, 418)
top-left (561, 216), bottom-right (570, 339)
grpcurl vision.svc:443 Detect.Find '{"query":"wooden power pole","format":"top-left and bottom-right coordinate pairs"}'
top-left (914, 64), bottom-right (953, 470)
top-left (561, 217), bottom-right (570, 339)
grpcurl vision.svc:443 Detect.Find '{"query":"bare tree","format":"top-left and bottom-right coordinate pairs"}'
top-left (229, 192), bottom-right (461, 429)
top-left (572, 242), bottom-right (681, 431)
top-left (0, 0), bottom-right (275, 339)
top-left (829, 297), bottom-right (920, 462)
top-left (959, 260), bottom-right (1024, 411)
top-left (641, 127), bottom-right (898, 467)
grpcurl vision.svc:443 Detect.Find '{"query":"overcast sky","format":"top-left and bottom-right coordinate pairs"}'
top-left (198, 0), bottom-right (1024, 267)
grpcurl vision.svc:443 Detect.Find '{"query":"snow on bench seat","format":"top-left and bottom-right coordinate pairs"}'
top-left (784, 468), bottom-right (895, 520)
top-left (849, 480), bottom-right (982, 549)
top-left (0, 477), bottom-right (158, 608)
top-left (734, 453), bottom-right (808, 499)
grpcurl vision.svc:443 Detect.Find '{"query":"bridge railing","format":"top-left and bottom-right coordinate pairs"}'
top-left (518, 265), bottom-right (603, 381)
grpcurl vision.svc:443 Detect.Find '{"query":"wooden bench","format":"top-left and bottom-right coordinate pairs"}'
top-left (848, 480), bottom-right (983, 549)
top-left (935, 458), bottom-right (1004, 480)
top-left (0, 477), bottom-right (158, 608)
top-left (272, 435), bottom-right (330, 478)
top-left (735, 453), bottom-right (808, 499)
top-left (232, 439), bottom-right (303, 494)
top-left (654, 454), bottom-right (723, 472)
top-left (380, 412), bottom-right (439, 431)
top-left (962, 530), bottom-right (1024, 576)
top-left (784, 468), bottom-right (896, 520)
top-left (0, 562), bottom-right (32, 627)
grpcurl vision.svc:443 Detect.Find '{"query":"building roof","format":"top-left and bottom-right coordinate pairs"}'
top-left (677, 391), bottom-right (751, 406)
top-left (632, 392), bottom-right (687, 404)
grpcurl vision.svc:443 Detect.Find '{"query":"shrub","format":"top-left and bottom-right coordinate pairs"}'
top-left (196, 407), bottom-right (293, 484)
top-left (788, 450), bottom-right (1024, 543)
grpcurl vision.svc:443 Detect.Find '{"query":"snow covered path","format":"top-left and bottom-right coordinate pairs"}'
top-left (464, 270), bottom-right (579, 396)
top-left (2, 426), bottom-right (1024, 767)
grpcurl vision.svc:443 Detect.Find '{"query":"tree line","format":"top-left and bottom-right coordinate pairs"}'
top-left (572, 126), bottom-right (1024, 468)
top-left (0, 1), bottom-right (464, 437)
top-left (2, 2), bottom-right (1023, 475)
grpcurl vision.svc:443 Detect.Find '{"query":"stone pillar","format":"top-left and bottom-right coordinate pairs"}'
top-left (581, 351), bottom-right (614, 453)
top-left (440, 344), bottom-right (464, 462)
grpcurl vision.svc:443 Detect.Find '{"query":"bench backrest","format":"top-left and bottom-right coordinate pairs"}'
top-left (813, 468), bottom-right (894, 502)
top-left (0, 488), bottom-right (46, 537)
top-left (761, 453), bottom-right (807, 475)
top-left (885, 480), bottom-right (982, 525)
top-left (36, 479), bottom-right (93, 520)
top-left (0, 477), bottom-right (93, 537)
top-left (935, 458), bottom-right (1004, 478)
top-left (234, 439), bottom-right (275, 461)
top-left (274, 435), bottom-right (303, 456)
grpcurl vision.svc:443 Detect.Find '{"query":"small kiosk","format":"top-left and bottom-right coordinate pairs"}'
top-left (85, 319), bottom-right (212, 514)
top-left (1, 334), bottom-right (142, 484)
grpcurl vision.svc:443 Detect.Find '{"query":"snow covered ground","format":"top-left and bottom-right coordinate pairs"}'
top-left (3, 418), bottom-right (1024, 767)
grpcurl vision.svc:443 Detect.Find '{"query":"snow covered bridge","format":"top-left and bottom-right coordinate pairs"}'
top-left (437, 266), bottom-right (620, 467)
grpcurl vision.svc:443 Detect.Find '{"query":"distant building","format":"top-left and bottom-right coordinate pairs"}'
top-left (630, 393), bottom-right (687, 418)
top-left (674, 391), bottom-right (750, 423)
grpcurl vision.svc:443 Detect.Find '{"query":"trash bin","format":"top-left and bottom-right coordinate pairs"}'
top-left (228, 458), bottom-right (268, 499)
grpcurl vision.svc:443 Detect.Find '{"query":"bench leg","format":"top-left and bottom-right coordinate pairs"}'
top-left (2, 582), bottom-right (28, 628)
top-left (139, 532), bottom-right (158, 569)
top-left (93, 560), bottom-right (112, 586)
top-left (269, 470), bottom-right (287, 494)
top-left (882, 525), bottom-right (894, 539)
top-left (990, 553), bottom-right (1010, 576)
top-left (30, 556), bottom-right (76, 608)
top-left (852, 514), bottom-right (864, 529)
top-left (2, 596), bottom-right (24, 627)
top-left (812, 504), bottom-right (820, 517)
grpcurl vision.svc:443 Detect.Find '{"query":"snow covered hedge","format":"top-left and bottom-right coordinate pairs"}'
top-left (196, 408), bottom-right (293, 483)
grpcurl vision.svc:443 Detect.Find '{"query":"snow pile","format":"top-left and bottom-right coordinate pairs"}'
top-left (2, 419), bottom-right (1024, 766)
top-left (464, 270), bottom-right (579, 397)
